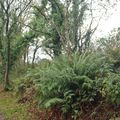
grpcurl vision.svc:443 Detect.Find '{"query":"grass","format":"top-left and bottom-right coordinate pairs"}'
top-left (0, 85), bottom-right (30, 120)
top-left (111, 118), bottom-right (120, 120)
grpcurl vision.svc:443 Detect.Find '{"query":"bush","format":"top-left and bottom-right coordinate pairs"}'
top-left (33, 53), bottom-right (110, 118)
top-left (103, 73), bottom-right (120, 105)
top-left (16, 59), bottom-right (51, 100)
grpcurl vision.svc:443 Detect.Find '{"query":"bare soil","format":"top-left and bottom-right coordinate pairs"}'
top-left (0, 113), bottom-right (4, 120)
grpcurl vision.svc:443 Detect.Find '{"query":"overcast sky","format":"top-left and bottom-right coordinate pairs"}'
top-left (95, 1), bottom-right (120, 37)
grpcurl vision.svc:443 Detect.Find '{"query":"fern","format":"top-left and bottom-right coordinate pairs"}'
top-left (32, 53), bottom-right (110, 115)
top-left (19, 53), bottom-right (116, 118)
top-left (45, 98), bottom-right (64, 108)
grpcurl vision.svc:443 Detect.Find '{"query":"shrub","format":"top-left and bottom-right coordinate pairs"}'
top-left (16, 59), bottom-right (51, 100)
top-left (103, 73), bottom-right (120, 105)
top-left (34, 53), bottom-right (110, 118)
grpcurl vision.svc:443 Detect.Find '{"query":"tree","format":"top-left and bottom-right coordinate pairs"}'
top-left (31, 0), bottom-right (114, 57)
top-left (31, 39), bottom-right (41, 67)
top-left (97, 27), bottom-right (120, 70)
top-left (0, 0), bottom-right (33, 90)
top-left (31, 0), bottom-right (64, 57)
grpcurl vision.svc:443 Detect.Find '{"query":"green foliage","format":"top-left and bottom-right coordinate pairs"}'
top-left (97, 30), bottom-right (120, 104)
top-left (30, 53), bottom-right (110, 117)
top-left (15, 59), bottom-right (51, 96)
top-left (103, 73), bottom-right (120, 105)
top-left (98, 28), bottom-right (120, 66)
top-left (45, 98), bottom-right (64, 108)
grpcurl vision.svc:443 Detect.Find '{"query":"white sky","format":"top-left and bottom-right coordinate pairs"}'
top-left (95, 1), bottom-right (120, 37)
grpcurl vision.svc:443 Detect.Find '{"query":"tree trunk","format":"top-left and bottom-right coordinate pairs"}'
top-left (4, 37), bottom-right (10, 90)
top-left (4, 7), bottom-right (10, 90)
top-left (73, 0), bottom-right (79, 52)
top-left (32, 48), bottom-right (37, 67)
top-left (26, 46), bottom-right (29, 65)
top-left (23, 52), bottom-right (26, 66)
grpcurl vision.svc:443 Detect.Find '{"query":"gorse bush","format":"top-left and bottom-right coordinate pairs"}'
top-left (31, 53), bottom-right (112, 118)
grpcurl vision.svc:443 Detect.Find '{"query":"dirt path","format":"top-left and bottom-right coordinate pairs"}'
top-left (0, 113), bottom-right (4, 120)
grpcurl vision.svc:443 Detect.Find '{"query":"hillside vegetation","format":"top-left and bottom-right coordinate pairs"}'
top-left (0, 0), bottom-right (120, 120)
